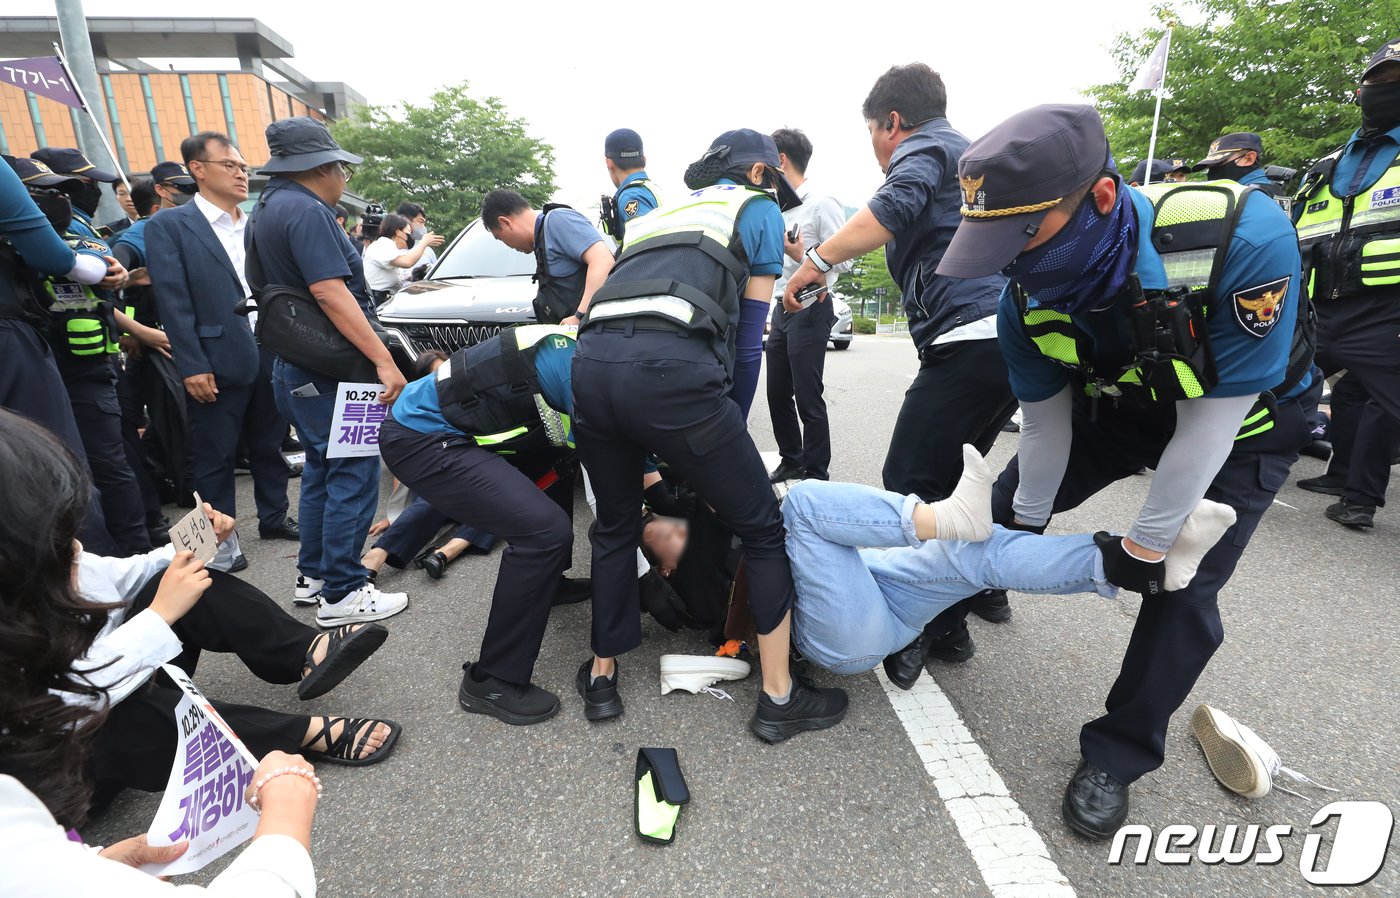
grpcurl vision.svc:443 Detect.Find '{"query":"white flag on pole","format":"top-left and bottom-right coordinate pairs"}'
top-left (1131, 34), bottom-right (1171, 92)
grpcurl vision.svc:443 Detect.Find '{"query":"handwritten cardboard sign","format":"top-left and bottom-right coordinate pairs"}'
top-left (328, 382), bottom-right (387, 459)
top-left (141, 665), bottom-right (260, 876)
top-left (167, 492), bottom-right (217, 563)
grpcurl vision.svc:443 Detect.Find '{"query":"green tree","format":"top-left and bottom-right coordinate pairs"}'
top-left (844, 248), bottom-right (902, 317)
top-left (1084, 1), bottom-right (1398, 179)
top-left (331, 82), bottom-right (556, 238)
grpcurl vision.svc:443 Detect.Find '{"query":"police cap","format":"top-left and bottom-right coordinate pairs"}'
top-left (31, 146), bottom-right (119, 182)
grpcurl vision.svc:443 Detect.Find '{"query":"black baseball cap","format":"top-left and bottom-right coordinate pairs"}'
top-left (31, 146), bottom-right (119, 182)
top-left (1363, 37), bottom-right (1400, 81)
top-left (696, 128), bottom-right (801, 209)
top-left (605, 128), bottom-right (643, 162)
top-left (259, 116), bottom-right (361, 174)
top-left (150, 160), bottom-right (195, 186)
top-left (1191, 132), bottom-right (1263, 171)
top-left (938, 104), bottom-right (1111, 279)
top-left (12, 157), bottom-right (81, 188)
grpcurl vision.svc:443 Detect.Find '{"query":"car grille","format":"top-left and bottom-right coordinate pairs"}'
top-left (398, 323), bottom-right (506, 355)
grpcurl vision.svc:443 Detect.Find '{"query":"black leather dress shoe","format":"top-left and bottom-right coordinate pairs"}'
top-left (1062, 759), bottom-right (1130, 840)
top-left (968, 589), bottom-right (1012, 623)
top-left (882, 631), bottom-right (931, 690)
top-left (768, 459), bottom-right (806, 484)
top-left (1325, 500), bottom-right (1376, 529)
top-left (1297, 474), bottom-right (1345, 496)
top-left (1299, 439), bottom-right (1332, 461)
top-left (259, 517), bottom-right (300, 540)
top-left (926, 624), bottom-right (975, 663)
top-left (419, 550), bottom-right (449, 580)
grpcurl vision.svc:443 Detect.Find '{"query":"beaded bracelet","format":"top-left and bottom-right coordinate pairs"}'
top-left (247, 766), bottom-right (322, 813)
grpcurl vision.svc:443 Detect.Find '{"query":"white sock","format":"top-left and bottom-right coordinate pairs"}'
top-left (1164, 500), bottom-right (1237, 591)
top-left (930, 445), bottom-right (994, 542)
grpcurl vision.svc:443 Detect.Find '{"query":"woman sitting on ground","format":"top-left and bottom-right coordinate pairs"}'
top-left (0, 410), bottom-right (320, 895)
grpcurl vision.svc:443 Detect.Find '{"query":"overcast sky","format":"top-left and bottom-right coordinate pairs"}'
top-left (82, 0), bottom-right (1168, 209)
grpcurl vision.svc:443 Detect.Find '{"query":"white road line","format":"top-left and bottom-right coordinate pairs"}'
top-left (877, 668), bottom-right (1076, 898)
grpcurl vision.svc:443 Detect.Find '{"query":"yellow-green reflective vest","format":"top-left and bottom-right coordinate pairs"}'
top-left (1294, 148), bottom-right (1400, 300)
top-left (1017, 182), bottom-right (1254, 402)
top-left (434, 324), bottom-right (574, 453)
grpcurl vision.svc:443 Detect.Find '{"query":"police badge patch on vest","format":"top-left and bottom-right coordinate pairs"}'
top-left (1232, 276), bottom-right (1289, 339)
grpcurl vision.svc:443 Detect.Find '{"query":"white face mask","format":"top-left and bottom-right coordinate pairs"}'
top-left (411, 224), bottom-right (426, 240)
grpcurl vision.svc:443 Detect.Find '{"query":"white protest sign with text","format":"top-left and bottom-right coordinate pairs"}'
top-left (141, 665), bottom-right (260, 876)
top-left (328, 382), bottom-right (387, 459)
top-left (167, 491), bottom-right (218, 563)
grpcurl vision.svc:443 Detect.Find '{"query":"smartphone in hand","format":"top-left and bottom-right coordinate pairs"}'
top-left (796, 283), bottom-right (829, 309)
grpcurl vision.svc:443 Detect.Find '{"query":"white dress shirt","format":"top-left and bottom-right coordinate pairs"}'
top-left (1, 775), bottom-right (317, 897)
top-left (774, 180), bottom-right (853, 299)
top-left (193, 193), bottom-right (251, 298)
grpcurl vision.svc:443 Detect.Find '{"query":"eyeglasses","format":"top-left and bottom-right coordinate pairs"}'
top-left (340, 163), bottom-right (355, 182)
top-left (197, 159), bottom-right (251, 177)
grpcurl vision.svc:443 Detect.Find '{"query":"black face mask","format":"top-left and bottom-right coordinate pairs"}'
top-left (28, 189), bottom-right (73, 233)
top-left (1359, 80), bottom-right (1400, 137)
top-left (67, 180), bottom-right (103, 217)
top-left (1207, 160), bottom-right (1259, 183)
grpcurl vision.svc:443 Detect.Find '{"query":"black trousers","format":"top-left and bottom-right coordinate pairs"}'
top-left (989, 384), bottom-right (1317, 783)
top-left (90, 569), bottom-right (317, 806)
top-left (0, 320), bottom-right (116, 555)
top-left (1315, 295), bottom-right (1400, 509)
top-left (114, 358), bottom-right (166, 533)
top-left (188, 350), bottom-right (290, 530)
top-left (881, 338), bottom-right (1018, 501)
top-left (65, 360), bottom-right (151, 555)
top-left (1323, 373), bottom-right (1400, 507)
top-left (373, 494), bottom-right (496, 569)
top-left (766, 301), bottom-right (835, 480)
top-left (378, 419), bottom-right (575, 685)
top-left (574, 327), bottom-right (794, 656)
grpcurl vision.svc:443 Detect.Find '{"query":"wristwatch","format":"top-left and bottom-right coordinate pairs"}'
top-left (805, 245), bottom-right (833, 274)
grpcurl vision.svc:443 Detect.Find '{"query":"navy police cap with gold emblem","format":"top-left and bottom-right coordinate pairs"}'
top-left (937, 104), bottom-right (1110, 279)
top-left (1363, 37), bottom-right (1400, 81)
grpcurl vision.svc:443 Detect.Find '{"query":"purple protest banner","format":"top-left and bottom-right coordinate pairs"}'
top-left (328, 382), bottom-right (386, 459)
top-left (0, 56), bottom-right (83, 108)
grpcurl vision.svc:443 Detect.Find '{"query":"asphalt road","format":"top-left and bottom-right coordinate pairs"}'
top-left (88, 333), bottom-right (1399, 897)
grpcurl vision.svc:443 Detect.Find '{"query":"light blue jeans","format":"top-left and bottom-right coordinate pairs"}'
top-left (783, 480), bottom-right (1117, 674)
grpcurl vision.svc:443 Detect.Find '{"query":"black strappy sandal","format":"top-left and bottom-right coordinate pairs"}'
top-left (302, 717), bottom-right (402, 767)
top-left (298, 623), bottom-right (389, 701)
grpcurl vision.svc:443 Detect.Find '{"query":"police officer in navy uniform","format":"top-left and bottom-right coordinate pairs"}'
top-left (1294, 39), bottom-right (1400, 529)
top-left (601, 128), bottom-right (659, 245)
top-left (378, 325), bottom-right (590, 725)
top-left (1127, 158), bottom-right (1189, 186)
top-left (1192, 132), bottom-right (1278, 191)
top-left (0, 155), bottom-right (126, 554)
top-left (574, 129), bottom-right (848, 740)
top-left (937, 105), bottom-right (1317, 839)
top-left (29, 148), bottom-right (161, 555)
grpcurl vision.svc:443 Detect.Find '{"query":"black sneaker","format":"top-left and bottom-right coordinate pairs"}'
top-left (748, 676), bottom-right (849, 744)
top-left (1297, 474), bottom-right (1345, 496)
top-left (926, 624), bottom-right (976, 663)
top-left (1325, 500), bottom-right (1376, 529)
top-left (419, 551), bottom-right (449, 580)
top-left (968, 588), bottom-right (1012, 623)
top-left (576, 659), bottom-right (623, 721)
top-left (553, 575), bottom-right (592, 606)
top-left (457, 662), bottom-right (560, 726)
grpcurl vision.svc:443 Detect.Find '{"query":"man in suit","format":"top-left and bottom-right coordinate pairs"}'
top-left (147, 131), bottom-right (296, 572)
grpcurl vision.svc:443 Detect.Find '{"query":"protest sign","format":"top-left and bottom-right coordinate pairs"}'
top-left (167, 491), bottom-right (218, 563)
top-left (328, 382), bottom-right (387, 458)
top-left (141, 665), bottom-right (260, 876)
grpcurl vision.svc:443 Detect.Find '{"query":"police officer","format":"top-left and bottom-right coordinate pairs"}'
top-left (481, 188), bottom-right (614, 326)
top-left (378, 325), bottom-right (587, 724)
top-left (937, 104), bottom-right (1316, 838)
top-left (0, 156), bottom-right (126, 554)
top-left (574, 128), bottom-right (848, 740)
top-left (29, 148), bottom-right (164, 556)
top-left (1192, 131), bottom-right (1279, 192)
top-left (1127, 158), bottom-right (1189, 186)
top-left (600, 128), bottom-right (660, 244)
top-left (1294, 38), bottom-right (1400, 529)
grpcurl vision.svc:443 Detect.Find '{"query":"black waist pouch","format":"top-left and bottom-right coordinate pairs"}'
top-left (253, 284), bottom-right (383, 383)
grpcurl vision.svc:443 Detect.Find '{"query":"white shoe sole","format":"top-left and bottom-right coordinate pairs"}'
top-left (316, 603), bottom-right (408, 629)
top-left (293, 595), bottom-right (320, 607)
top-left (1191, 704), bottom-right (1271, 799)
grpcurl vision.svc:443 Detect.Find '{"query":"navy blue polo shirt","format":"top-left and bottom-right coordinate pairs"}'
top-left (616, 171), bottom-right (659, 222)
top-left (248, 178), bottom-right (375, 319)
top-left (999, 186), bottom-right (1307, 403)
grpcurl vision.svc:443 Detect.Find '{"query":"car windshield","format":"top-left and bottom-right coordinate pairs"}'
top-left (430, 221), bottom-right (536, 279)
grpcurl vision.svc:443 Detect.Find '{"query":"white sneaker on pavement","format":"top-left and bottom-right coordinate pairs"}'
top-left (660, 654), bottom-right (751, 698)
top-left (1191, 704), bottom-right (1338, 799)
top-left (316, 583), bottom-right (409, 628)
top-left (293, 575), bottom-right (325, 607)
